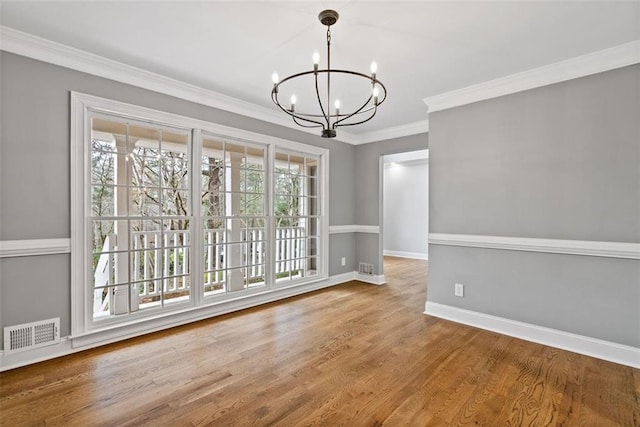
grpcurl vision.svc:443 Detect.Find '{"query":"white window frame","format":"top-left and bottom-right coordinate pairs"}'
top-left (71, 92), bottom-right (329, 342)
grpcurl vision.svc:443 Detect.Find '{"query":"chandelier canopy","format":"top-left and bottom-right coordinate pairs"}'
top-left (271, 10), bottom-right (387, 138)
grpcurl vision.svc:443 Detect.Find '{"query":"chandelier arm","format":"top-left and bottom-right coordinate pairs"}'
top-left (274, 70), bottom-right (387, 112)
top-left (335, 79), bottom-right (388, 128)
top-left (334, 94), bottom-right (374, 128)
top-left (272, 70), bottom-right (387, 128)
top-left (335, 105), bottom-right (378, 128)
top-left (292, 115), bottom-right (324, 128)
top-left (272, 90), bottom-right (326, 128)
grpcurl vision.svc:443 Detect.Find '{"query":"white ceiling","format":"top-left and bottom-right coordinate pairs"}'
top-left (1, 1), bottom-right (639, 139)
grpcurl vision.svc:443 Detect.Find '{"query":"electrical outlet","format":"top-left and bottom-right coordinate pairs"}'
top-left (454, 283), bottom-right (464, 297)
top-left (341, 257), bottom-right (346, 266)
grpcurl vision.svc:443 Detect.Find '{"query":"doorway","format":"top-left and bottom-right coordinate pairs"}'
top-left (380, 149), bottom-right (429, 268)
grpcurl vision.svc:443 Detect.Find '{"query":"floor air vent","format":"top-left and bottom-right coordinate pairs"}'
top-left (4, 318), bottom-right (60, 353)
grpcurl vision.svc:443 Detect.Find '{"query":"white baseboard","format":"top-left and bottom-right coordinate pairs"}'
top-left (383, 250), bottom-right (428, 260)
top-left (424, 301), bottom-right (640, 369)
top-left (355, 273), bottom-right (386, 285)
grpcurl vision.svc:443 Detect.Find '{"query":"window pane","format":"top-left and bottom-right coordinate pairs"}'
top-left (91, 150), bottom-right (116, 185)
top-left (90, 115), bottom-right (192, 322)
top-left (132, 144), bottom-right (159, 158)
top-left (241, 193), bottom-right (264, 216)
top-left (91, 185), bottom-right (116, 217)
top-left (247, 269), bottom-right (266, 288)
top-left (244, 146), bottom-right (265, 168)
top-left (227, 267), bottom-right (247, 292)
top-left (202, 159), bottom-right (224, 217)
top-left (161, 156), bottom-right (189, 190)
top-left (161, 189), bottom-right (190, 216)
top-left (203, 137), bottom-right (224, 153)
top-left (225, 143), bottom-right (245, 164)
top-left (274, 150), bottom-right (321, 284)
top-left (132, 154), bottom-right (160, 187)
top-left (130, 187), bottom-right (160, 217)
top-left (240, 169), bottom-right (264, 193)
top-left (201, 136), bottom-right (267, 299)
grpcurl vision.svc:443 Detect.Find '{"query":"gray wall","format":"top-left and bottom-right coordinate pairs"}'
top-left (383, 160), bottom-right (428, 256)
top-left (428, 64), bottom-right (640, 347)
top-left (354, 134), bottom-right (429, 274)
top-left (0, 52), bottom-right (357, 344)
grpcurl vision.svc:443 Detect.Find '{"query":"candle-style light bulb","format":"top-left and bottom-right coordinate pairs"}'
top-left (313, 51), bottom-right (320, 65)
top-left (370, 61), bottom-right (378, 79)
top-left (272, 72), bottom-right (279, 84)
top-left (372, 86), bottom-right (380, 104)
top-left (334, 99), bottom-right (341, 117)
top-left (290, 94), bottom-right (297, 111)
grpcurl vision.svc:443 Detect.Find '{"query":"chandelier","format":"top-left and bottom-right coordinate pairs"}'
top-left (271, 10), bottom-right (387, 138)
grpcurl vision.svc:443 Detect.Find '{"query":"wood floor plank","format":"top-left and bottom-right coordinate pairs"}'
top-left (1, 256), bottom-right (638, 426)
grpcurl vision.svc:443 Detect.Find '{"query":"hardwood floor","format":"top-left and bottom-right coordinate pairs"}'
top-left (1, 257), bottom-right (638, 426)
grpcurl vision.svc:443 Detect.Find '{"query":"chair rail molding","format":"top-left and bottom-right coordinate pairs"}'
top-left (428, 233), bottom-right (640, 259)
top-left (0, 238), bottom-right (71, 258)
top-left (329, 225), bottom-right (380, 234)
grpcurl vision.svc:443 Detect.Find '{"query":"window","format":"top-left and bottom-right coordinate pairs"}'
top-left (71, 93), bottom-right (328, 338)
top-left (201, 136), bottom-right (267, 296)
top-left (274, 150), bottom-right (320, 283)
top-left (90, 116), bottom-right (192, 321)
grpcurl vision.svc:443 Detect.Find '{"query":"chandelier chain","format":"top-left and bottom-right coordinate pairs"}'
top-left (326, 26), bottom-right (331, 129)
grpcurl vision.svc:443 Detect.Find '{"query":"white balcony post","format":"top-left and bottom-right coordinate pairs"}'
top-left (113, 135), bottom-right (139, 314)
top-left (226, 151), bottom-right (244, 291)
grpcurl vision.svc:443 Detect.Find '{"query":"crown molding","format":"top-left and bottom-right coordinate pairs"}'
top-left (423, 40), bottom-right (640, 113)
top-left (349, 119), bottom-right (430, 145)
top-left (0, 25), bottom-right (427, 145)
top-left (0, 26), bottom-right (370, 143)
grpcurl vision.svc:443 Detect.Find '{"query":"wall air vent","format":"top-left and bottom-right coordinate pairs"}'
top-left (359, 262), bottom-right (374, 275)
top-left (4, 318), bottom-right (60, 353)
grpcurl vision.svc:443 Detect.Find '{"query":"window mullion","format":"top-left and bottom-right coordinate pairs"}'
top-left (266, 145), bottom-right (276, 289)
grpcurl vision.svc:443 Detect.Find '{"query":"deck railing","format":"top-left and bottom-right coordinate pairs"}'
top-left (94, 226), bottom-right (307, 315)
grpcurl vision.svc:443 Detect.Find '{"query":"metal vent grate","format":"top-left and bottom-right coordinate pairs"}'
top-left (4, 318), bottom-right (60, 353)
top-left (358, 262), bottom-right (374, 275)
